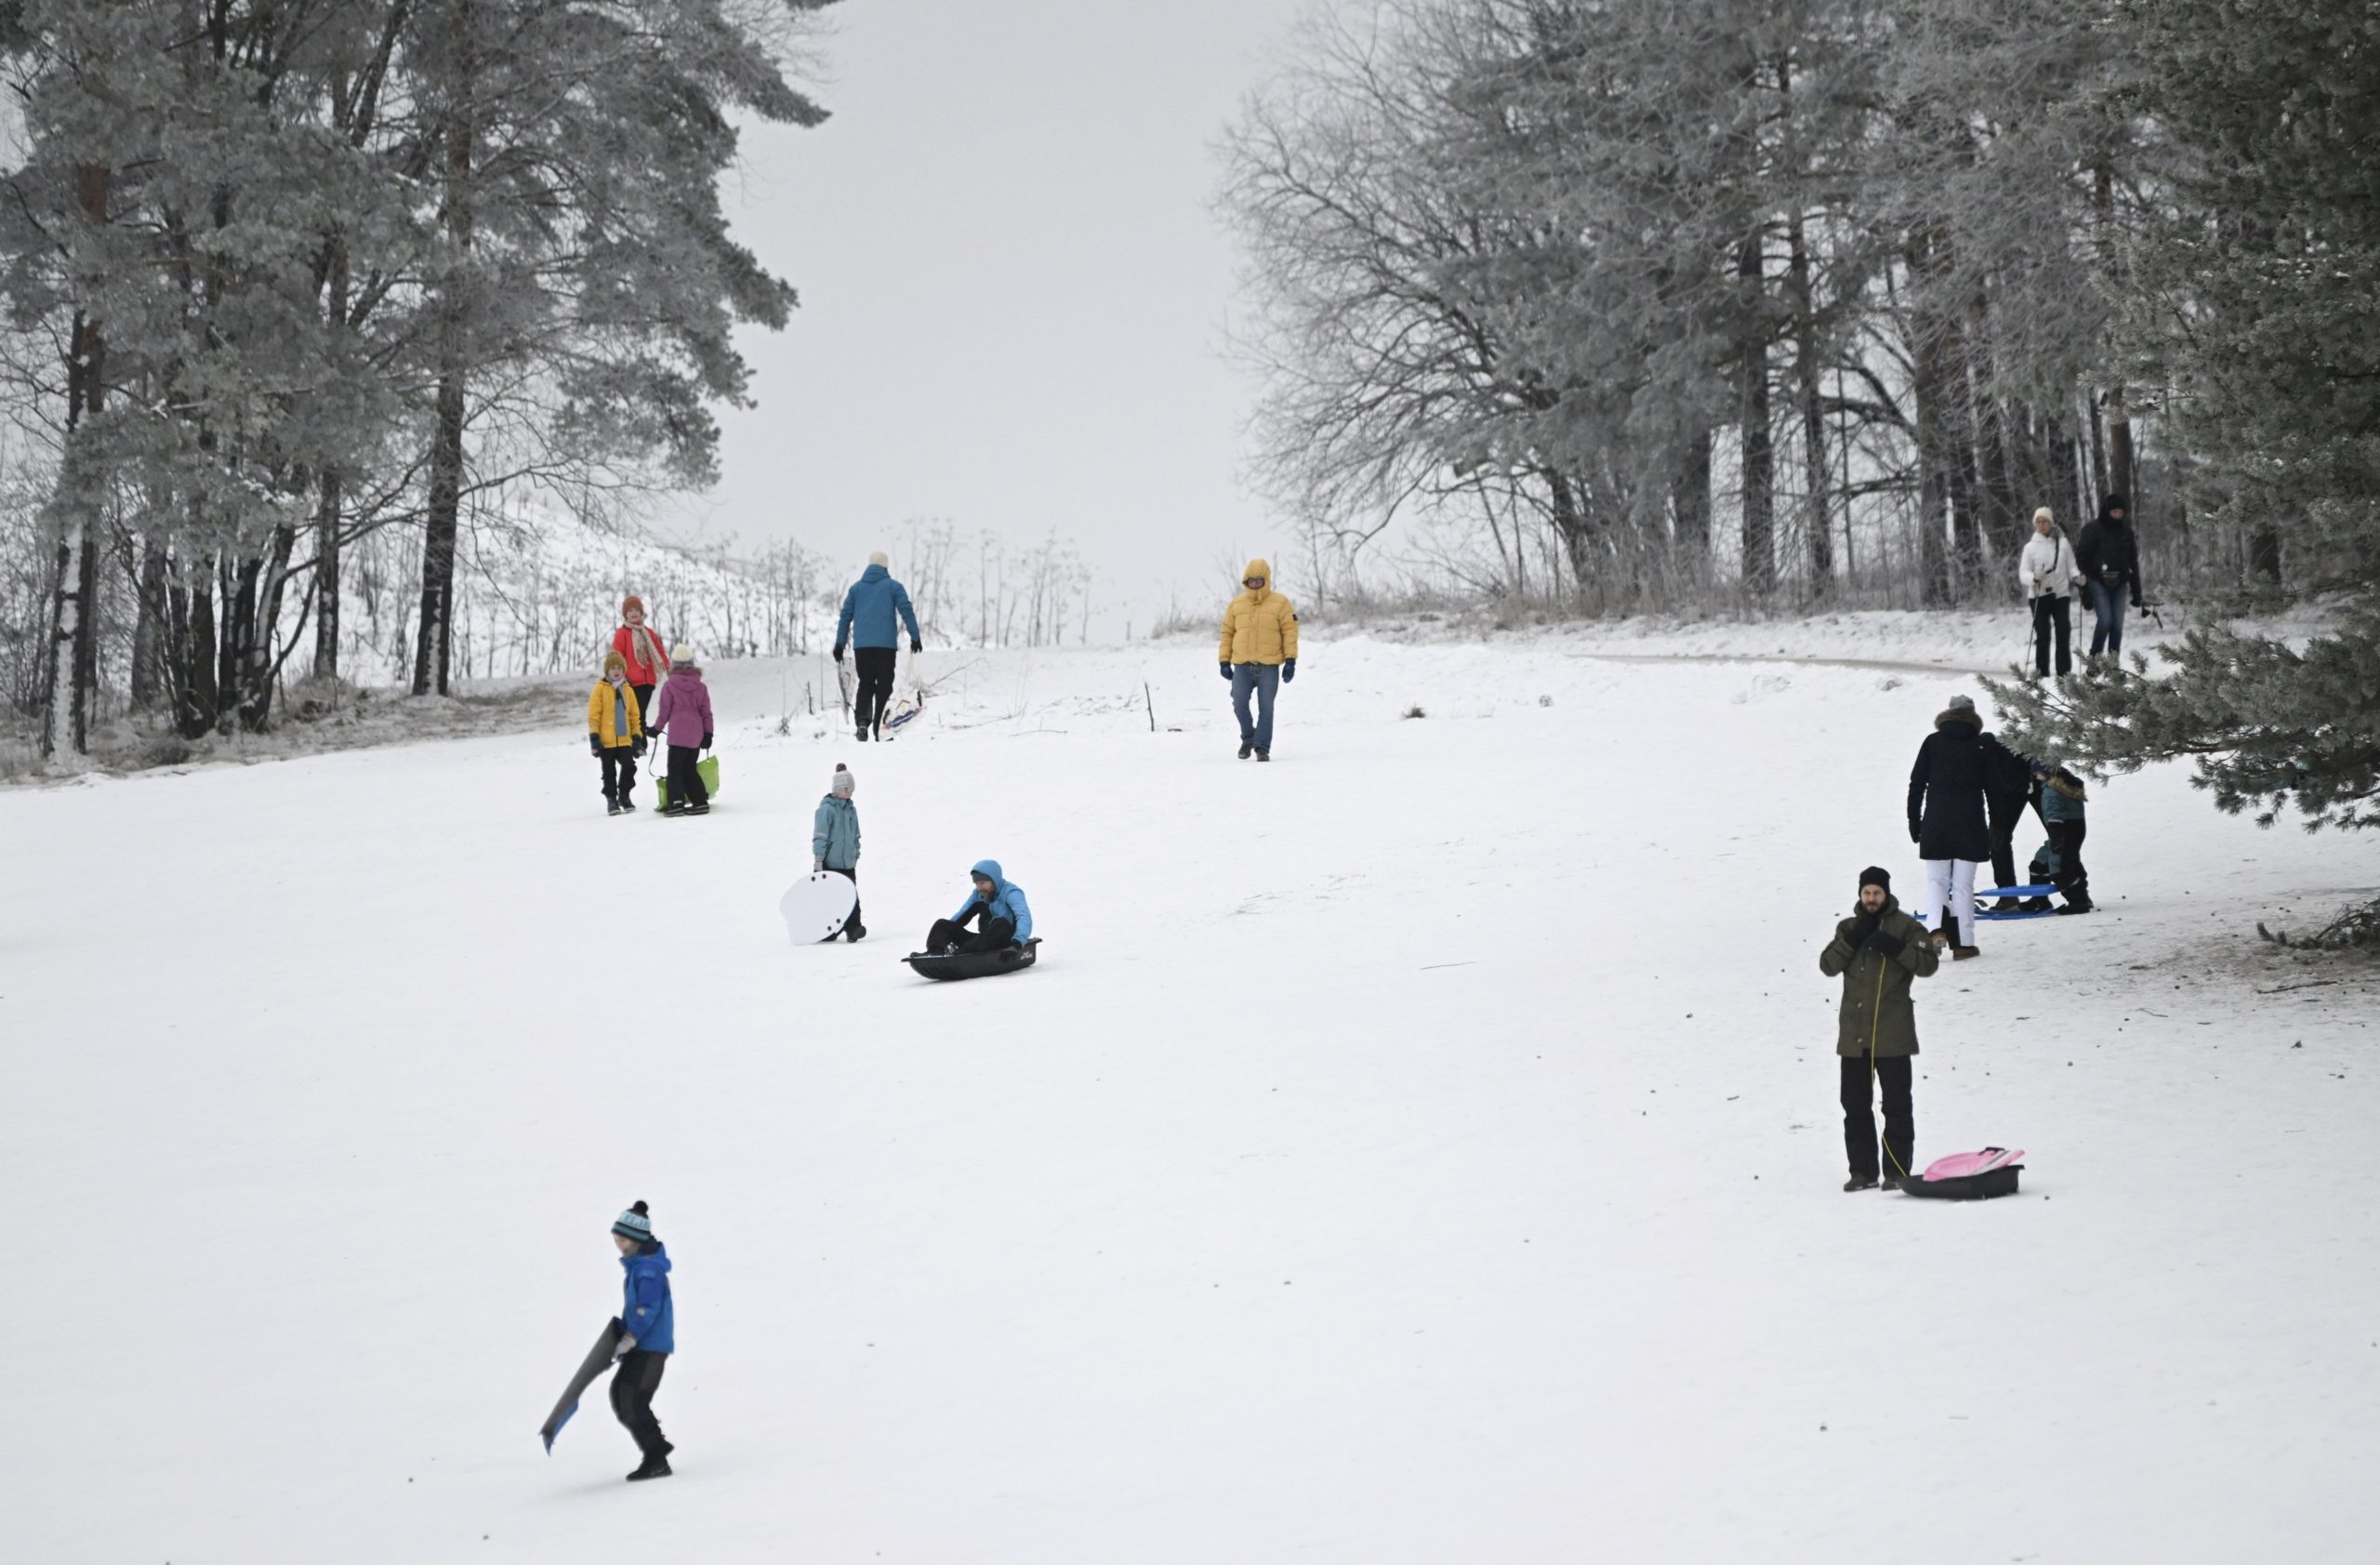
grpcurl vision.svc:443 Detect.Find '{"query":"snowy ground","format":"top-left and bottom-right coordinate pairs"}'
top-left (7, 632), bottom-right (2376, 1562)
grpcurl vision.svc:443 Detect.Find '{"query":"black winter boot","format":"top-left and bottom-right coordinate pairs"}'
top-left (1843, 1174), bottom-right (1878, 1192)
top-left (1237, 742), bottom-right (1252, 760)
top-left (845, 921), bottom-right (867, 943)
top-left (627, 1452), bottom-right (673, 1481)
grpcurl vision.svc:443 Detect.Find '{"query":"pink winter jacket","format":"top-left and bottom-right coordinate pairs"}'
top-left (647, 670), bottom-right (713, 748)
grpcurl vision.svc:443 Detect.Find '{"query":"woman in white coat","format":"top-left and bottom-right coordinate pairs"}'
top-left (2018, 508), bottom-right (2082, 677)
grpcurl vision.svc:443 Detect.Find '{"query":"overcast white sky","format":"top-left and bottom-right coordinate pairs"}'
top-left (660, 0), bottom-right (1315, 625)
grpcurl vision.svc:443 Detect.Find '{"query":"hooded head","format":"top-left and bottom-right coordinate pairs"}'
top-left (2098, 492), bottom-right (2130, 526)
top-left (830, 763), bottom-right (854, 797)
top-left (970, 858), bottom-right (1006, 893)
top-left (1241, 559), bottom-right (1273, 599)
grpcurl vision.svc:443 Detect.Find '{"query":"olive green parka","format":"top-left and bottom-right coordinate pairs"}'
top-left (1818, 895), bottom-right (1939, 1056)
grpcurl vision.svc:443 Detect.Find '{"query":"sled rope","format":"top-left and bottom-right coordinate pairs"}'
top-left (1869, 954), bottom-right (1912, 1183)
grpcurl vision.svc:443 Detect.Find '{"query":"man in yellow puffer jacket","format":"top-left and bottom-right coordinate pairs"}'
top-left (1217, 558), bottom-right (1299, 761)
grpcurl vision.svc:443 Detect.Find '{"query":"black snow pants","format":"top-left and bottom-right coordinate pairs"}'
top-left (599, 748), bottom-right (640, 807)
top-left (853, 646), bottom-right (897, 735)
top-left (665, 743), bottom-right (708, 810)
top-left (928, 914), bottom-right (1014, 956)
top-left (1986, 787), bottom-right (2035, 894)
top-left (2047, 819), bottom-right (2088, 897)
top-left (610, 1348), bottom-right (669, 1457)
top-left (1841, 1054), bottom-right (1914, 1183)
top-left (2030, 594), bottom-right (2072, 677)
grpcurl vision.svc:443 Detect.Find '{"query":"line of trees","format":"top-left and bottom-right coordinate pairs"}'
top-left (1220, 0), bottom-right (2287, 611)
top-left (0, 0), bottom-right (831, 764)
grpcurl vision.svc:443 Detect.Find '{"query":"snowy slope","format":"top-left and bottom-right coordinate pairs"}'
top-left (5, 635), bottom-right (2375, 1563)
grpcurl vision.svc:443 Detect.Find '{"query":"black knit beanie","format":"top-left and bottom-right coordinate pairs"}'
top-left (1858, 866), bottom-right (1892, 894)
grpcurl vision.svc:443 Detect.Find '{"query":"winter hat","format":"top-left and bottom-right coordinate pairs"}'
top-left (1859, 866), bottom-right (1892, 894)
top-left (669, 643), bottom-right (695, 670)
top-left (611, 1200), bottom-right (655, 1242)
top-left (621, 595), bottom-right (645, 617)
top-left (2031, 507), bottom-right (2054, 526)
top-left (1946, 694), bottom-right (1976, 712)
top-left (868, 550), bottom-right (889, 568)
top-left (831, 763), bottom-right (854, 796)
top-left (602, 649), bottom-right (628, 675)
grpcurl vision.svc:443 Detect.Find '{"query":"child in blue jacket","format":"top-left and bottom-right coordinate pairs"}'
top-left (608, 1201), bottom-right (676, 1481)
top-left (926, 859), bottom-right (1032, 954)
top-left (812, 763), bottom-right (864, 942)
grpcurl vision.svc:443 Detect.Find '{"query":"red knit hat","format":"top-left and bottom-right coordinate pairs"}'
top-left (621, 594), bottom-right (644, 616)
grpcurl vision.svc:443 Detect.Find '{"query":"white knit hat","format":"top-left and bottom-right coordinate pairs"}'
top-left (868, 550), bottom-right (889, 568)
top-left (669, 643), bottom-right (695, 670)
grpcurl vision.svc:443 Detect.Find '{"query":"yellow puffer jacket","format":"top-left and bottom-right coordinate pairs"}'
top-left (588, 679), bottom-right (645, 750)
top-left (1218, 559), bottom-right (1300, 666)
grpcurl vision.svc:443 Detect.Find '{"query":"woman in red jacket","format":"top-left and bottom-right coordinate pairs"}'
top-left (611, 596), bottom-right (670, 720)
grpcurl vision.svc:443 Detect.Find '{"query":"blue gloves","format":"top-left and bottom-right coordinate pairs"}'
top-left (1282, 658), bottom-right (1297, 683)
top-left (1219, 661), bottom-right (1233, 681)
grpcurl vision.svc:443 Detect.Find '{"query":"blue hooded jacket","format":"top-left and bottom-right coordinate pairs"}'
top-left (836, 564), bottom-right (921, 651)
top-left (812, 793), bottom-right (860, 869)
top-left (620, 1241), bottom-right (675, 1354)
top-left (952, 858), bottom-right (1031, 945)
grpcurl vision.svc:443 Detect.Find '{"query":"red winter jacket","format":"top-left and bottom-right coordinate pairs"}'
top-left (612, 623), bottom-right (670, 685)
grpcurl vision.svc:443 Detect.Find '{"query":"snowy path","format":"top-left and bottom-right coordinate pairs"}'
top-left (7, 638), bottom-right (2375, 1562)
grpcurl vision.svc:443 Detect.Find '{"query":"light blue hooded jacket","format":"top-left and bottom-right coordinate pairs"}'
top-left (836, 564), bottom-right (921, 651)
top-left (951, 858), bottom-right (1031, 945)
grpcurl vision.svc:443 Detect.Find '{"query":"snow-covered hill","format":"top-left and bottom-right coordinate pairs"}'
top-left (7, 636), bottom-right (2375, 1561)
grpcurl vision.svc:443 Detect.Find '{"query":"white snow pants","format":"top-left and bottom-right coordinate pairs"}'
top-left (1923, 857), bottom-right (1978, 948)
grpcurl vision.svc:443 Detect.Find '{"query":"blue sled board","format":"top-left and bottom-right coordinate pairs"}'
top-left (1917, 884), bottom-right (2058, 923)
top-left (540, 1317), bottom-right (624, 1452)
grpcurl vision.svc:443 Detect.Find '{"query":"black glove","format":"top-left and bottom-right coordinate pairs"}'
top-left (1846, 912), bottom-right (1881, 949)
top-left (831, 643), bottom-right (845, 664)
top-left (1866, 929), bottom-right (1904, 957)
top-left (589, 735), bottom-right (603, 757)
top-left (910, 639), bottom-right (923, 654)
top-left (633, 737), bottom-right (646, 758)
top-left (701, 732), bottom-right (713, 752)
top-left (1908, 819), bottom-right (1922, 844)
top-left (1282, 658), bottom-right (1297, 683)
top-left (1219, 661), bottom-right (1234, 681)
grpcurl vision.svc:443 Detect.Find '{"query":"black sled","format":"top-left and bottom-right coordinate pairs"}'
top-left (905, 938), bottom-right (1041, 982)
top-left (1898, 1147), bottom-right (2025, 1200)
top-left (539, 1317), bottom-right (624, 1452)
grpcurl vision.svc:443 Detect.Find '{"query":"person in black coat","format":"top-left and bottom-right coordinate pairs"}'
top-left (1908, 695), bottom-right (2029, 956)
top-left (2073, 492), bottom-right (2144, 658)
top-left (1983, 736), bottom-right (2043, 908)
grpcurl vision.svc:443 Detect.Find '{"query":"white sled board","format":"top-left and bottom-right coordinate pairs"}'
top-left (781, 871), bottom-right (859, 943)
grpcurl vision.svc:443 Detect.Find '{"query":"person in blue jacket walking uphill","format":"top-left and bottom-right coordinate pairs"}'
top-left (608, 1200), bottom-right (675, 1481)
top-left (927, 859), bottom-right (1032, 955)
top-left (834, 551), bottom-right (922, 743)
top-left (1217, 558), bottom-right (1298, 761)
top-left (812, 762), bottom-right (866, 942)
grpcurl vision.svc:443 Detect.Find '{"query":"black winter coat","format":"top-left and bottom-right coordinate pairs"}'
top-left (2074, 507), bottom-right (2143, 605)
top-left (1908, 711), bottom-right (2023, 861)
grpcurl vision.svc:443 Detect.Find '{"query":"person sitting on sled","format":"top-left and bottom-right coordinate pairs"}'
top-left (926, 859), bottom-right (1032, 954)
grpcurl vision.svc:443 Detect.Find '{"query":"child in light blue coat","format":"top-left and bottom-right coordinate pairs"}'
top-left (812, 763), bottom-right (864, 942)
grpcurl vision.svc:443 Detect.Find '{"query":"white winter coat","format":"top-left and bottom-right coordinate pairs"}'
top-left (2018, 531), bottom-right (2081, 601)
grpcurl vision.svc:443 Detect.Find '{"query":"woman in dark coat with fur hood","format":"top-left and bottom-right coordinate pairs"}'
top-left (2074, 493), bottom-right (2143, 658)
top-left (1908, 695), bottom-right (2029, 957)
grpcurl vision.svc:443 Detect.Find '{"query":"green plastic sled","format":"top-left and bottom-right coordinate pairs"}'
top-left (654, 753), bottom-right (721, 811)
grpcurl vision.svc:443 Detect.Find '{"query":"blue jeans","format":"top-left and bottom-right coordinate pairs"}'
top-left (2087, 580), bottom-right (2126, 657)
top-left (1230, 662), bottom-right (1280, 751)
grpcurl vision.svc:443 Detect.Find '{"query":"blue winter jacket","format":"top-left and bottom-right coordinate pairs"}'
top-left (812, 794), bottom-right (861, 869)
top-left (952, 858), bottom-right (1032, 945)
top-left (836, 564), bottom-right (921, 650)
top-left (620, 1242), bottom-right (674, 1354)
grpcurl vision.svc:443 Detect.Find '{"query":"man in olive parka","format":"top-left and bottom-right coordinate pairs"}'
top-left (1819, 865), bottom-right (1940, 1190)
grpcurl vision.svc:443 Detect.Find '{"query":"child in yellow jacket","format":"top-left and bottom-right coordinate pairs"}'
top-left (588, 651), bottom-right (648, 816)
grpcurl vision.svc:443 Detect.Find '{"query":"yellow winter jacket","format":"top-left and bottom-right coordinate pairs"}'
top-left (1218, 559), bottom-right (1300, 665)
top-left (588, 679), bottom-right (645, 750)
